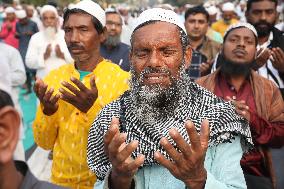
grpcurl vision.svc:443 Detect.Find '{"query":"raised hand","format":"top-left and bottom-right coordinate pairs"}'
top-left (255, 48), bottom-right (271, 69)
top-left (104, 117), bottom-right (145, 189)
top-left (33, 78), bottom-right (60, 116)
top-left (227, 96), bottom-right (250, 121)
top-left (44, 44), bottom-right (52, 60)
top-left (55, 44), bottom-right (65, 59)
top-left (271, 47), bottom-right (284, 72)
top-left (155, 120), bottom-right (210, 189)
top-left (59, 76), bottom-right (98, 113)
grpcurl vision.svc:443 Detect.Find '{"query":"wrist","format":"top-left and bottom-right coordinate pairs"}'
top-left (110, 170), bottom-right (134, 189)
top-left (185, 168), bottom-right (207, 189)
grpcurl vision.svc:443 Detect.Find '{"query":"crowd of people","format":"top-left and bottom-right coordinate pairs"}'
top-left (0, 0), bottom-right (283, 189)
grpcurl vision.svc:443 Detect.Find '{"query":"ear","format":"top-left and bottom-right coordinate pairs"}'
top-left (99, 27), bottom-right (108, 43)
top-left (0, 106), bottom-right (20, 164)
top-left (184, 46), bottom-right (193, 70)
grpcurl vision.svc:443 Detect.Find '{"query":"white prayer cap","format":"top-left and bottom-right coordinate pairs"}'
top-left (224, 22), bottom-right (258, 39)
top-left (16, 10), bottom-right (27, 19)
top-left (5, 7), bottom-right (15, 14)
top-left (132, 8), bottom-right (187, 34)
top-left (69, 0), bottom-right (106, 27)
top-left (206, 6), bottom-right (218, 15)
top-left (105, 7), bottom-right (118, 14)
top-left (40, 5), bottom-right (58, 17)
top-left (222, 2), bottom-right (235, 11)
top-left (240, 0), bottom-right (246, 5)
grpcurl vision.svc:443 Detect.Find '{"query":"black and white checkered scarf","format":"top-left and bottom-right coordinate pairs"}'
top-left (87, 81), bottom-right (253, 180)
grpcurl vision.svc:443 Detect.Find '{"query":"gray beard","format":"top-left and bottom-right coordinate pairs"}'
top-left (103, 35), bottom-right (121, 47)
top-left (43, 26), bottom-right (57, 40)
top-left (129, 59), bottom-right (188, 125)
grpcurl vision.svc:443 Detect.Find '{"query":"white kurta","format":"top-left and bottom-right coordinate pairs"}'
top-left (25, 29), bottom-right (73, 79)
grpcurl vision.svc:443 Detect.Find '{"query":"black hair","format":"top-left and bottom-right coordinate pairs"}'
top-left (63, 8), bottom-right (104, 34)
top-left (0, 90), bottom-right (14, 109)
top-left (130, 20), bottom-right (189, 53)
top-left (184, 5), bottom-right (209, 22)
top-left (246, 0), bottom-right (278, 11)
top-left (223, 26), bottom-right (258, 46)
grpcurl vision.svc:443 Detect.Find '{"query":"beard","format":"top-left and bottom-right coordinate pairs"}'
top-left (103, 34), bottom-right (121, 47)
top-left (219, 52), bottom-right (253, 77)
top-left (254, 20), bottom-right (275, 37)
top-left (43, 26), bottom-right (57, 40)
top-left (129, 59), bottom-right (188, 125)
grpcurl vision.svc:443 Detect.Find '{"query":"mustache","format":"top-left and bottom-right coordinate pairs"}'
top-left (68, 43), bottom-right (85, 50)
top-left (140, 67), bottom-right (171, 77)
top-left (232, 48), bottom-right (248, 55)
top-left (254, 21), bottom-right (273, 27)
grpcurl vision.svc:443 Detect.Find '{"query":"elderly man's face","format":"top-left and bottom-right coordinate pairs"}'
top-left (130, 22), bottom-right (190, 89)
top-left (64, 13), bottom-right (104, 62)
top-left (223, 27), bottom-right (256, 64)
top-left (246, 0), bottom-right (277, 37)
top-left (42, 11), bottom-right (58, 28)
top-left (222, 11), bottom-right (234, 22)
top-left (106, 13), bottom-right (122, 37)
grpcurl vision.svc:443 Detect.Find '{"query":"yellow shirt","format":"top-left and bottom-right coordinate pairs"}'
top-left (33, 59), bottom-right (130, 189)
top-left (211, 19), bottom-right (239, 37)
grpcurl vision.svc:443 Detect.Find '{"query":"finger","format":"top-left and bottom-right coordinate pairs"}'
top-left (185, 120), bottom-right (201, 151)
top-left (160, 137), bottom-right (182, 164)
top-left (108, 133), bottom-right (127, 158)
top-left (169, 128), bottom-right (191, 157)
top-left (154, 151), bottom-right (176, 173)
top-left (43, 87), bottom-right (54, 102)
top-left (104, 117), bottom-right (120, 148)
top-left (116, 140), bottom-right (139, 164)
top-left (126, 154), bottom-right (145, 173)
top-left (61, 81), bottom-right (80, 96)
top-left (38, 82), bottom-right (48, 100)
top-left (59, 87), bottom-right (77, 104)
top-left (50, 94), bottom-right (60, 104)
top-left (90, 76), bottom-right (97, 90)
top-left (200, 119), bottom-right (210, 151)
top-left (70, 77), bottom-right (89, 92)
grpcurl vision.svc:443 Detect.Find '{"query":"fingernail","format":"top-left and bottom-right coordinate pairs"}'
top-left (61, 81), bottom-right (67, 85)
top-left (59, 88), bottom-right (63, 92)
top-left (70, 77), bottom-right (75, 81)
top-left (160, 137), bottom-right (167, 145)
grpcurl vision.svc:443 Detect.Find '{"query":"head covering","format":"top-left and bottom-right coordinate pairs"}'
top-left (224, 22), bottom-right (258, 40)
top-left (222, 2), bottom-right (235, 11)
top-left (5, 7), bottom-right (15, 14)
top-left (132, 8), bottom-right (187, 34)
top-left (16, 10), bottom-right (27, 19)
top-left (40, 5), bottom-right (58, 17)
top-left (69, 0), bottom-right (106, 27)
top-left (206, 6), bottom-right (218, 15)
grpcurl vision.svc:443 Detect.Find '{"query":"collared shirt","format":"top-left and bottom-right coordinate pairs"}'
top-left (100, 42), bottom-right (130, 72)
top-left (211, 19), bottom-right (239, 37)
top-left (15, 161), bottom-right (66, 189)
top-left (0, 19), bottom-right (19, 48)
top-left (33, 60), bottom-right (130, 189)
top-left (25, 29), bottom-right (73, 79)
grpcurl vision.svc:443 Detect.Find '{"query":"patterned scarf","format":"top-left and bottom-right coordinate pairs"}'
top-left (87, 81), bottom-right (253, 180)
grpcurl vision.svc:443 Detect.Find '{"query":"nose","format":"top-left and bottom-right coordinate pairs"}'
top-left (260, 11), bottom-right (267, 21)
top-left (148, 51), bottom-right (162, 68)
top-left (70, 30), bottom-right (80, 43)
top-left (237, 39), bottom-right (246, 47)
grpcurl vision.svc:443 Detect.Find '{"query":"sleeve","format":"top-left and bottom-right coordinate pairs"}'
top-left (25, 34), bottom-right (45, 69)
top-left (8, 48), bottom-right (26, 86)
top-left (32, 73), bottom-right (60, 150)
top-left (204, 136), bottom-right (247, 189)
top-left (0, 23), bottom-right (9, 39)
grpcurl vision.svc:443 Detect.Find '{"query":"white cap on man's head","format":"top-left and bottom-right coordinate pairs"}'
top-left (16, 10), bottom-right (27, 19)
top-left (40, 5), bottom-right (58, 17)
top-left (207, 6), bottom-right (218, 15)
top-left (132, 8), bottom-right (187, 34)
top-left (222, 2), bottom-right (235, 11)
top-left (5, 7), bottom-right (15, 14)
top-left (69, 0), bottom-right (106, 27)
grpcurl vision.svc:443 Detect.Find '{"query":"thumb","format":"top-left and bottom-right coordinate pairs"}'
top-left (90, 76), bottom-right (97, 90)
top-left (200, 119), bottom-right (210, 150)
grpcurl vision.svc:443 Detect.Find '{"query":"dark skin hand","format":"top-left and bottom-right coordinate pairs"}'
top-left (55, 44), bottom-right (65, 59)
top-left (154, 120), bottom-right (210, 189)
top-left (33, 78), bottom-right (60, 116)
top-left (104, 117), bottom-right (145, 189)
top-left (200, 60), bottom-right (213, 76)
top-left (59, 76), bottom-right (98, 113)
top-left (271, 47), bottom-right (284, 72)
top-left (255, 48), bottom-right (271, 69)
top-left (227, 96), bottom-right (250, 121)
top-left (43, 44), bottom-right (52, 60)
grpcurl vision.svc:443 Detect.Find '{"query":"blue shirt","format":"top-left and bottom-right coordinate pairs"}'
top-left (94, 136), bottom-right (246, 189)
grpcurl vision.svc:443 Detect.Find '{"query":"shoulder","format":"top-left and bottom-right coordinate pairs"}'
top-left (97, 59), bottom-right (130, 79)
top-left (29, 31), bottom-right (41, 40)
top-left (43, 64), bottom-right (74, 81)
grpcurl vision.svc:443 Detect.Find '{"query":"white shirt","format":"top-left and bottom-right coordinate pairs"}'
top-left (25, 29), bottom-right (73, 79)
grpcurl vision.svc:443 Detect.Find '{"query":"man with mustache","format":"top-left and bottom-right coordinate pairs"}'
top-left (246, 0), bottom-right (284, 99)
top-left (87, 8), bottom-right (253, 189)
top-left (197, 23), bottom-right (284, 189)
top-left (32, 0), bottom-right (130, 188)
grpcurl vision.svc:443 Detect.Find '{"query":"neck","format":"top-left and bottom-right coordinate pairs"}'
top-left (189, 36), bottom-right (204, 50)
top-left (75, 53), bottom-right (103, 72)
top-left (258, 35), bottom-right (270, 45)
top-left (226, 74), bottom-right (247, 92)
top-left (0, 161), bottom-right (23, 189)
